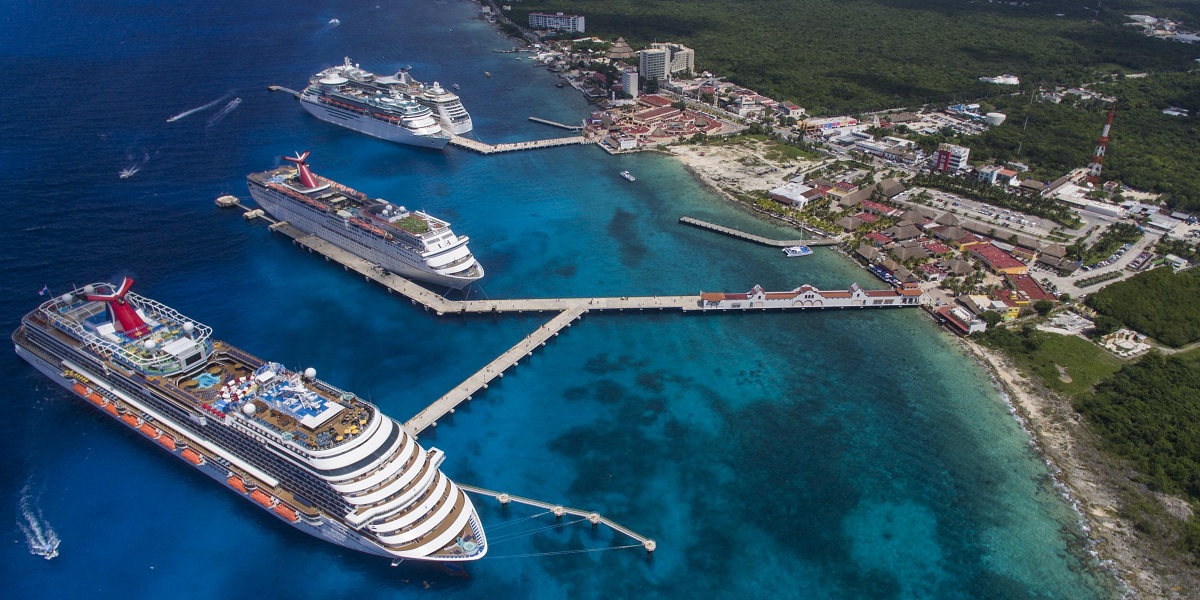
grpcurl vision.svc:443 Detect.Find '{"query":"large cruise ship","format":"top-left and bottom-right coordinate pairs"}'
top-left (298, 58), bottom-right (472, 147)
top-left (247, 152), bottom-right (484, 290)
top-left (13, 278), bottom-right (487, 563)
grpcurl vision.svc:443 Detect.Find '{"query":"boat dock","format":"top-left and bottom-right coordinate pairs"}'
top-left (527, 116), bottom-right (583, 131)
top-left (448, 135), bottom-right (594, 155)
top-left (678, 216), bottom-right (840, 247)
top-left (457, 484), bottom-right (656, 553)
top-left (267, 85), bottom-right (302, 99)
top-left (403, 306), bottom-right (587, 435)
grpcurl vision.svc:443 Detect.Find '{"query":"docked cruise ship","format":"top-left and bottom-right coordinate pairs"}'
top-left (247, 152), bottom-right (484, 290)
top-left (13, 278), bottom-right (487, 562)
top-left (298, 58), bottom-right (472, 148)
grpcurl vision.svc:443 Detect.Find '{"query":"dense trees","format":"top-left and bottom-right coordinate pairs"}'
top-left (515, 1), bottom-right (1198, 114)
top-left (1086, 267), bottom-right (1200, 347)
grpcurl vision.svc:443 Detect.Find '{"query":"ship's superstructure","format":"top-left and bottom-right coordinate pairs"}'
top-left (247, 152), bottom-right (483, 290)
top-left (298, 58), bottom-right (472, 147)
top-left (13, 279), bottom-right (487, 562)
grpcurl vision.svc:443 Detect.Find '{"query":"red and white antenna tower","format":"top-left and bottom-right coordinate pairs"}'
top-left (1087, 102), bottom-right (1116, 186)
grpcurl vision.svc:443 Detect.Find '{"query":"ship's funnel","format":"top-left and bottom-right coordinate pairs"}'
top-left (86, 277), bottom-right (152, 339)
top-left (284, 151), bottom-right (320, 189)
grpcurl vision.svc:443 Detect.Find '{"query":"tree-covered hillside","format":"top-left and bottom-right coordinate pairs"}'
top-left (514, 0), bottom-right (1199, 114)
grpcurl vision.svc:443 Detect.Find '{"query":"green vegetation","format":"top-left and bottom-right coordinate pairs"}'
top-left (1086, 267), bottom-right (1200, 347)
top-left (1076, 351), bottom-right (1200, 496)
top-left (1075, 352), bottom-right (1200, 558)
top-left (393, 215), bottom-right (429, 234)
top-left (977, 324), bottom-right (1123, 396)
top-left (516, 1), bottom-right (1198, 114)
top-left (965, 72), bottom-right (1200, 211)
top-left (1079, 222), bottom-right (1142, 264)
top-left (1157, 236), bottom-right (1200, 264)
top-left (1076, 271), bottom-right (1123, 287)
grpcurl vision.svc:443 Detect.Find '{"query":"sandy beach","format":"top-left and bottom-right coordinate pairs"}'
top-left (962, 339), bottom-right (1198, 598)
top-left (669, 140), bottom-right (824, 196)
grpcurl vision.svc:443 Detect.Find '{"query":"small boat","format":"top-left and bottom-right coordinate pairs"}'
top-left (783, 245), bottom-right (813, 257)
top-left (484, 71), bottom-right (491, 77)
top-left (620, 171), bottom-right (635, 182)
top-left (452, 83), bottom-right (460, 90)
top-left (556, 82), bottom-right (564, 88)
top-left (328, 18), bottom-right (340, 26)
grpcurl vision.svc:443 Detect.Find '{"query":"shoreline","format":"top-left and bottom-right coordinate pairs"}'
top-left (960, 338), bottom-right (1197, 598)
top-left (472, 8), bottom-right (1190, 595)
top-left (666, 139), bottom-right (1191, 597)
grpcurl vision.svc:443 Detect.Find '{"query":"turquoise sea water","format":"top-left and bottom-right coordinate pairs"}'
top-left (0, 0), bottom-right (1116, 597)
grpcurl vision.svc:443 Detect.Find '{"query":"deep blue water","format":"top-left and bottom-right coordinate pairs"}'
top-left (0, 1), bottom-right (1116, 598)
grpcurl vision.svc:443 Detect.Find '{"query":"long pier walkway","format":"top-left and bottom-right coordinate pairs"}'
top-left (267, 85), bottom-right (302, 98)
top-left (457, 484), bottom-right (656, 553)
top-left (449, 135), bottom-right (594, 155)
top-left (527, 116), bottom-right (583, 131)
top-left (679, 216), bottom-right (840, 247)
top-left (404, 306), bottom-right (587, 435)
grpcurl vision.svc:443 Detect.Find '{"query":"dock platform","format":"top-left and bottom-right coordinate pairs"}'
top-left (448, 135), bottom-right (594, 155)
top-left (527, 116), bottom-right (583, 131)
top-left (403, 306), bottom-right (586, 435)
top-left (267, 85), bottom-right (302, 99)
top-left (679, 216), bottom-right (839, 247)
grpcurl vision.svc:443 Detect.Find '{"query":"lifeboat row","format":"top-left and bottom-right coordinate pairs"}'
top-left (225, 475), bottom-right (301, 523)
top-left (348, 218), bottom-right (393, 240)
top-left (68, 377), bottom-right (191, 464)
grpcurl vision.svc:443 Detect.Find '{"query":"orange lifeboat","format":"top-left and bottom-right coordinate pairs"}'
top-left (138, 423), bottom-right (159, 439)
top-left (250, 489), bottom-right (274, 508)
top-left (227, 476), bottom-right (248, 494)
top-left (87, 393), bottom-right (105, 406)
top-left (181, 448), bottom-right (203, 465)
top-left (158, 435), bottom-right (177, 451)
top-left (273, 503), bottom-right (299, 522)
top-left (72, 382), bottom-right (88, 396)
top-left (349, 218), bottom-right (393, 240)
top-left (121, 414), bottom-right (140, 427)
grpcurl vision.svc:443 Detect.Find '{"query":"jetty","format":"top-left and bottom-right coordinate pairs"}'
top-left (458, 484), bottom-right (656, 554)
top-left (527, 116), bottom-right (583, 131)
top-left (403, 306), bottom-right (587, 435)
top-left (679, 216), bottom-right (840, 247)
top-left (448, 135), bottom-right (593, 155)
top-left (267, 85), bottom-right (302, 99)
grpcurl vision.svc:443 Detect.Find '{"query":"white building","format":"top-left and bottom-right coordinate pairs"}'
top-left (528, 12), bottom-right (585, 33)
top-left (934, 143), bottom-right (970, 173)
top-left (638, 48), bottom-right (669, 82)
top-left (621, 68), bottom-right (638, 99)
top-left (650, 42), bottom-right (694, 77)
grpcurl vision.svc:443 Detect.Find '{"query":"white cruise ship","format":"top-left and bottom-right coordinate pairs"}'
top-left (247, 152), bottom-right (483, 290)
top-left (299, 59), bottom-right (451, 149)
top-left (301, 58), bottom-right (473, 143)
top-left (375, 66), bottom-right (474, 135)
top-left (13, 278), bottom-right (487, 562)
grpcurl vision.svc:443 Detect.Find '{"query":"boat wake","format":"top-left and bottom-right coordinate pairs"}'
top-left (119, 151), bottom-right (150, 179)
top-left (166, 93), bottom-right (232, 123)
top-left (206, 98), bottom-right (242, 128)
top-left (17, 484), bottom-right (60, 560)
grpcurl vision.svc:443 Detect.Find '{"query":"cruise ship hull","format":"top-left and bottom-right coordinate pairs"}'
top-left (12, 343), bottom-right (405, 560)
top-left (247, 182), bottom-right (482, 290)
top-left (299, 95), bottom-right (450, 149)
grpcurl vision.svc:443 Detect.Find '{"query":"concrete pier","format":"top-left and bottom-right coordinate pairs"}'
top-left (527, 116), bottom-right (583, 131)
top-left (679, 216), bottom-right (839, 247)
top-left (457, 484), bottom-right (656, 553)
top-left (448, 135), bottom-right (594, 155)
top-left (403, 306), bottom-right (586, 435)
